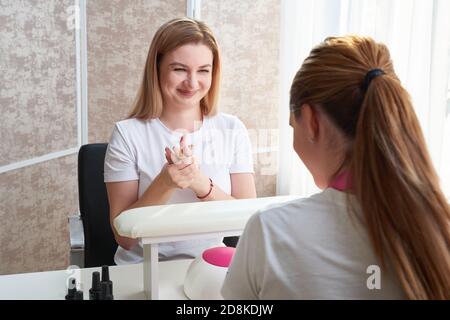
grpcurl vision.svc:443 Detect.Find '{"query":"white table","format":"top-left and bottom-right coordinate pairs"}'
top-left (0, 259), bottom-right (192, 300)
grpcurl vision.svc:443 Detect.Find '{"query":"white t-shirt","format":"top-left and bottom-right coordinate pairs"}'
top-left (104, 112), bottom-right (254, 265)
top-left (221, 188), bottom-right (406, 299)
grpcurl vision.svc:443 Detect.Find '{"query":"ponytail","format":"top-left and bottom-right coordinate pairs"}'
top-left (352, 74), bottom-right (450, 299)
top-left (290, 35), bottom-right (450, 299)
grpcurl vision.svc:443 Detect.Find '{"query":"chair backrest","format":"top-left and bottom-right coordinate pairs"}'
top-left (78, 143), bottom-right (117, 267)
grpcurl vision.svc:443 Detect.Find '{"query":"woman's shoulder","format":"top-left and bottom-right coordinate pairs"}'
top-left (239, 190), bottom-right (356, 247)
top-left (113, 117), bottom-right (158, 133)
top-left (255, 189), bottom-right (349, 224)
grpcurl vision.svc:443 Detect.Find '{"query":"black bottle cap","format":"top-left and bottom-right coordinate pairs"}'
top-left (91, 271), bottom-right (101, 291)
top-left (89, 271), bottom-right (102, 300)
top-left (65, 278), bottom-right (77, 300)
top-left (101, 265), bottom-right (109, 282)
top-left (101, 265), bottom-right (113, 297)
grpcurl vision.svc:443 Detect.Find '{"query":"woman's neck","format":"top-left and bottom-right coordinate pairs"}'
top-left (328, 167), bottom-right (353, 192)
top-left (160, 107), bottom-right (203, 133)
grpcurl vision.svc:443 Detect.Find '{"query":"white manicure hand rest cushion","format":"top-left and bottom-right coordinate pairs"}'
top-left (114, 196), bottom-right (300, 239)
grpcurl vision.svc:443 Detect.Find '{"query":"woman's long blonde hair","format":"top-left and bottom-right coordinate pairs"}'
top-left (290, 35), bottom-right (450, 299)
top-left (128, 17), bottom-right (221, 119)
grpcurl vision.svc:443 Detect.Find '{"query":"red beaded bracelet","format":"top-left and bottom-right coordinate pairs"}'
top-left (197, 178), bottom-right (213, 200)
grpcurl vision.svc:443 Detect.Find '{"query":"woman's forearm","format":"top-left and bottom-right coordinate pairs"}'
top-left (128, 173), bottom-right (176, 210)
top-left (190, 171), bottom-right (258, 202)
top-left (109, 175), bottom-right (175, 251)
top-left (189, 174), bottom-right (234, 201)
top-left (199, 184), bottom-right (235, 201)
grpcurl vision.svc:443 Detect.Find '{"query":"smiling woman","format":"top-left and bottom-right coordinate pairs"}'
top-left (103, 18), bottom-right (257, 265)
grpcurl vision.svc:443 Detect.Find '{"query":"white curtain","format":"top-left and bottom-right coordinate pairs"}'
top-left (277, 0), bottom-right (450, 197)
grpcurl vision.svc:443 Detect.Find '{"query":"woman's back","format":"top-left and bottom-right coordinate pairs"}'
top-left (223, 35), bottom-right (450, 299)
top-left (222, 189), bottom-right (406, 299)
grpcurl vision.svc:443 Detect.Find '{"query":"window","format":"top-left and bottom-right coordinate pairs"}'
top-left (279, 0), bottom-right (450, 200)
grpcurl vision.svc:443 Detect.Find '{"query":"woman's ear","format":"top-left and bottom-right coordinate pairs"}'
top-left (300, 103), bottom-right (319, 142)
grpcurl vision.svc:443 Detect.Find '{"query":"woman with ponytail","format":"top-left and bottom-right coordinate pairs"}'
top-left (222, 35), bottom-right (450, 299)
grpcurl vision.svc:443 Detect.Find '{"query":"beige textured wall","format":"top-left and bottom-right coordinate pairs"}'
top-left (0, 0), bottom-right (77, 274)
top-left (0, 157), bottom-right (78, 274)
top-left (201, 0), bottom-right (280, 197)
top-left (0, 1), bottom-right (77, 166)
top-left (87, 0), bottom-right (186, 143)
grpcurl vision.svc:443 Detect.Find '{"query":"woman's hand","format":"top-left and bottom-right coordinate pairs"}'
top-left (187, 162), bottom-right (211, 196)
top-left (165, 135), bottom-right (194, 165)
top-left (162, 134), bottom-right (211, 196)
top-left (159, 162), bottom-right (196, 190)
top-left (159, 158), bottom-right (210, 194)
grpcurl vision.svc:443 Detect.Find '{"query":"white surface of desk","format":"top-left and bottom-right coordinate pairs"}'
top-left (0, 260), bottom-right (192, 300)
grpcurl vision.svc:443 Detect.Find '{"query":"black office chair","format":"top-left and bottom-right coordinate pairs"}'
top-left (78, 143), bottom-right (117, 267)
top-left (78, 143), bottom-right (239, 268)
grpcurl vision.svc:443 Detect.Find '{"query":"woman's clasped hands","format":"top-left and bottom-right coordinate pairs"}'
top-left (160, 135), bottom-right (211, 196)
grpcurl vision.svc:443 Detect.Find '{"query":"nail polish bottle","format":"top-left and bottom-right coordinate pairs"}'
top-left (101, 265), bottom-right (114, 300)
top-left (89, 271), bottom-right (102, 300)
top-left (65, 277), bottom-right (84, 300)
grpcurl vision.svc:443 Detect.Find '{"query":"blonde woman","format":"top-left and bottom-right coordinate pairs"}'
top-left (104, 18), bottom-right (256, 265)
top-left (222, 35), bottom-right (450, 299)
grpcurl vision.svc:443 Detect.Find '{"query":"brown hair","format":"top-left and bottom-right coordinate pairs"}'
top-left (290, 35), bottom-right (450, 299)
top-left (128, 17), bottom-right (221, 119)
